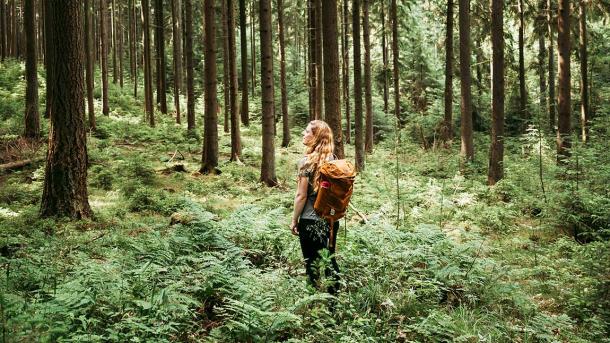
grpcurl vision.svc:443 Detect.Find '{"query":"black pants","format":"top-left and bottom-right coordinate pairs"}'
top-left (298, 218), bottom-right (340, 295)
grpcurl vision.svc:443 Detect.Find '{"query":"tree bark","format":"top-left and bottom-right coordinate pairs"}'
top-left (85, 0), bottom-right (96, 131)
top-left (171, 0), bottom-right (182, 124)
top-left (250, 0), bottom-right (256, 94)
top-left (547, 0), bottom-right (555, 130)
top-left (353, 0), bottom-right (364, 169)
top-left (43, 0), bottom-right (53, 119)
top-left (201, 0), bottom-right (219, 174)
top-left (458, 0), bottom-right (474, 162)
top-left (579, 0), bottom-right (588, 143)
top-left (228, 0), bottom-right (242, 161)
top-left (391, 0), bottom-right (400, 125)
top-left (488, 0), bottom-right (504, 185)
top-left (41, 0), bottom-right (92, 219)
top-left (278, 0), bottom-right (290, 147)
top-left (538, 0), bottom-right (547, 121)
top-left (342, 0), bottom-right (350, 143)
top-left (1, 0), bottom-right (6, 61)
top-left (143, 0), bottom-right (155, 126)
top-left (112, 0), bottom-right (118, 84)
top-left (184, 0), bottom-right (194, 130)
top-left (118, 1), bottom-right (124, 88)
top-left (154, 0), bottom-right (167, 114)
top-left (314, 0), bottom-right (323, 120)
top-left (129, 0), bottom-right (137, 98)
top-left (101, 0), bottom-right (110, 116)
top-left (363, 0), bottom-right (373, 154)
top-left (381, 1), bottom-right (388, 115)
top-left (307, 0), bottom-right (316, 121)
top-left (24, 0), bottom-right (39, 139)
top-left (259, 0), bottom-right (277, 186)
top-left (239, 0), bottom-right (249, 127)
top-left (556, 0), bottom-right (570, 162)
top-left (518, 0), bottom-right (527, 131)
top-left (222, 0), bottom-right (230, 132)
top-left (442, 0), bottom-right (454, 142)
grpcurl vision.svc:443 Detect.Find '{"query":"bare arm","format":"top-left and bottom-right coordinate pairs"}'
top-left (290, 176), bottom-right (309, 235)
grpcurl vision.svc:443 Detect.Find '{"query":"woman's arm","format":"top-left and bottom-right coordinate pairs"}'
top-left (290, 176), bottom-right (309, 235)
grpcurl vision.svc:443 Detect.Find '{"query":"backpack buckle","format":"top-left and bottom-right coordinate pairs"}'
top-left (330, 208), bottom-right (335, 216)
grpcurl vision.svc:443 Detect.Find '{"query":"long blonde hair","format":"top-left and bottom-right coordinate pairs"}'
top-left (301, 120), bottom-right (335, 192)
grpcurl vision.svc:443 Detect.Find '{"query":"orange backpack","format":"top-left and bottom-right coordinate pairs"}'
top-left (313, 159), bottom-right (356, 249)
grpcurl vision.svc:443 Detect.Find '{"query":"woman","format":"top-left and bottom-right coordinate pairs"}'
top-left (290, 120), bottom-right (340, 294)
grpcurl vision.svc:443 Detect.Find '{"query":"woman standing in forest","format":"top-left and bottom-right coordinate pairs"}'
top-left (290, 120), bottom-right (340, 295)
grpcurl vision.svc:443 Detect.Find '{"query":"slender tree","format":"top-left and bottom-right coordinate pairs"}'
top-left (342, 0), bottom-right (351, 143)
top-left (556, 0), bottom-right (570, 162)
top-left (201, 0), bottom-right (219, 174)
top-left (579, 0), bottom-right (588, 143)
top-left (538, 0), bottom-right (547, 119)
top-left (228, 0), bottom-right (242, 161)
top-left (391, 0), bottom-right (400, 125)
top-left (353, 0), bottom-right (364, 169)
top-left (442, 0), bottom-right (454, 142)
top-left (459, 0), bottom-right (474, 161)
top-left (260, 0), bottom-right (277, 185)
top-left (101, 0), bottom-right (110, 116)
top-left (118, 1), bottom-right (124, 88)
top-left (278, 0), bottom-right (290, 147)
top-left (488, 0), bottom-right (504, 185)
top-left (363, 0), bottom-right (373, 153)
top-left (1, 0), bottom-right (6, 61)
top-left (112, 0), bottom-right (118, 84)
top-left (41, 0), bottom-right (92, 218)
top-left (547, 0), bottom-right (555, 130)
top-left (154, 0), bottom-right (167, 114)
top-left (129, 0), bottom-right (137, 97)
top-left (143, 0), bottom-right (155, 126)
top-left (308, 0), bottom-right (316, 121)
top-left (184, 0), bottom-right (194, 130)
top-left (314, 0), bottom-right (323, 119)
top-left (171, 0), bottom-right (182, 124)
top-left (518, 0), bottom-right (527, 131)
top-left (24, 0), bottom-right (39, 139)
top-left (43, 0), bottom-right (53, 119)
top-left (222, 0), bottom-right (230, 132)
top-left (85, 0), bottom-right (96, 131)
top-left (381, 1), bottom-right (388, 115)
top-left (239, 0), bottom-right (249, 127)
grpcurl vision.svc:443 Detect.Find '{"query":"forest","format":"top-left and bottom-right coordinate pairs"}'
top-left (0, 0), bottom-right (609, 341)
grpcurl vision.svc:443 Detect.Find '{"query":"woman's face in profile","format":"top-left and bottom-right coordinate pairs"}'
top-left (302, 124), bottom-right (314, 146)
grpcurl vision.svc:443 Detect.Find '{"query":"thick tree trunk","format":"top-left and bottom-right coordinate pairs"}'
top-left (171, 0), bottom-right (182, 124)
top-left (85, 0), bottom-right (96, 131)
top-left (184, 0), bottom-right (194, 130)
top-left (488, 0), bottom-right (504, 185)
top-left (579, 0), bottom-right (588, 143)
top-left (24, 0), bottom-right (39, 139)
top-left (222, 0), bottom-right (230, 132)
top-left (41, 0), bottom-right (92, 219)
top-left (259, 0), bottom-right (277, 186)
top-left (278, 0), bottom-right (290, 148)
top-left (518, 0), bottom-right (527, 131)
top-left (342, 0), bottom-right (350, 143)
top-left (228, 0), bottom-right (242, 161)
top-left (239, 0), bottom-right (249, 127)
top-left (201, 0), bottom-right (219, 174)
top-left (458, 0), bottom-right (474, 162)
top-left (101, 0), bottom-right (110, 116)
top-left (442, 0), bottom-right (454, 142)
top-left (547, 0), bottom-right (555, 130)
top-left (143, 0), bottom-right (155, 126)
top-left (556, 0), bottom-right (570, 162)
top-left (353, 0), bottom-right (364, 169)
top-left (154, 0), bottom-right (167, 114)
top-left (363, 0), bottom-right (373, 154)
top-left (391, 0), bottom-right (400, 125)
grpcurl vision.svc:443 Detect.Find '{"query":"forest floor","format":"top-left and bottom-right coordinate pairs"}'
top-left (1, 61), bottom-right (609, 342)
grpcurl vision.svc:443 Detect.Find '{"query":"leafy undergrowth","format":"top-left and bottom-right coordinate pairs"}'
top-left (1, 61), bottom-right (609, 342)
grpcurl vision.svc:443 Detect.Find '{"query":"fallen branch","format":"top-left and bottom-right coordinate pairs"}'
top-left (349, 203), bottom-right (369, 224)
top-left (0, 158), bottom-right (43, 172)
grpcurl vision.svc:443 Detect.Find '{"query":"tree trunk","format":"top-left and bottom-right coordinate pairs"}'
top-left (278, 0), bottom-right (290, 147)
top-left (518, 0), bottom-right (527, 131)
top-left (381, 1), bottom-right (388, 115)
top-left (547, 0), bottom-right (555, 130)
top-left (363, 0), bottom-right (373, 153)
top-left (184, 0), bottom-right (194, 130)
top-left (488, 0), bottom-right (504, 185)
top-left (239, 0), bottom-right (249, 126)
top-left (101, 0), bottom-right (110, 116)
top-left (171, 0), bottom-right (182, 124)
top-left (24, 0), bottom-right (39, 139)
top-left (154, 0), bottom-right (167, 114)
top-left (143, 0), bottom-right (155, 126)
top-left (228, 0), bottom-right (241, 161)
top-left (322, 0), bottom-right (343, 159)
top-left (307, 0), bottom-right (316, 121)
top-left (259, 0), bottom-right (277, 185)
top-left (118, 1), bottom-right (124, 88)
top-left (41, 0), bottom-right (92, 219)
top-left (442, 0), bottom-right (454, 142)
top-left (112, 0), bottom-right (117, 84)
top-left (85, 0), bottom-right (96, 131)
top-left (391, 0), bottom-right (400, 125)
top-left (353, 0), bottom-right (363, 169)
top-left (314, 0), bottom-right (323, 120)
top-left (222, 0), bottom-right (230, 133)
top-left (342, 0), bottom-right (350, 144)
top-left (129, 0), bottom-right (137, 98)
top-left (556, 0), bottom-right (570, 162)
top-left (1, 0), bottom-right (6, 61)
top-left (538, 0), bottom-right (547, 121)
top-left (250, 0), bottom-right (256, 95)
top-left (458, 0), bottom-right (473, 162)
top-left (201, 0), bottom-right (219, 174)
top-left (579, 0), bottom-right (588, 143)
top-left (43, 0), bottom-right (53, 119)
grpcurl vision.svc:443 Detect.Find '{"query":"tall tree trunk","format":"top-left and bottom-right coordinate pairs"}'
top-left (184, 0), bottom-right (194, 130)
top-left (228, 0), bottom-right (241, 161)
top-left (323, 0), bottom-right (344, 158)
top-left (579, 0), bottom-right (588, 143)
top-left (518, 0), bottom-right (527, 131)
top-left (556, 0), bottom-right (570, 162)
top-left (353, 0), bottom-right (363, 169)
top-left (112, 0), bottom-right (117, 84)
top-left (101, 0), bottom-right (110, 116)
top-left (154, 0), bottom-right (167, 114)
top-left (118, 1), bottom-right (124, 88)
top-left (342, 0), bottom-right (350, 143)
top-left (1, 0), bottom-right (6, 61)
top-left (278, 0), bottom-right (290, 147)
top-left (201, 0), bottom-right (219, 174)
top-left (43, 0), bottom-right (53, 118)
top-left (547, 0), bottom-right (555, 130)
top-left (24, 0), bottom-right (39, 139)
top-left (363, 0), bottom-right (373, 153)
top-left (41, 0), bottom-right (92, 219)
top-left (314, 0), bottom-right (323, 120)
top-left (85, 0), bottom-right (96, 131)
top-left (129, 0), bottom-right (137, 98)
top-left (222, 0), bottom-right (230, 132)
top-left (307, 0), bottom-right (316, 121)
top-left (38, 0), bottom-right (43, 62)
top-left (538, 0), bottom-right (547, 120)
top-left (260, 0), bottom-right (277, 185)
top-left (458, 0), bottom-right (474, 161)
top-left (442, 0), bottom-right (454, 141)
top-left (391, 0), bottom-right (400, 125)
top-left (171, 0), bottom-right (182, 124)
top-left (239, 0), bottom-right (249, 126)
top-left (250, 0), bottom-right (256, 95)
top-left (143, 0), bottom-right (155, 126)
top-left (488, 0), bottom-right (504, 185)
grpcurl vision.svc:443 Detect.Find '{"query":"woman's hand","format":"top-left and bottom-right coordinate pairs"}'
top-left (290, 220), bottom-right (299, 235)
